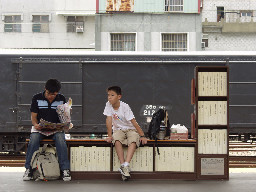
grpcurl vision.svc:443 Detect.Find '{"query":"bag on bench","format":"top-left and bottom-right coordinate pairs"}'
top-left (30, 144), bottom-right (60, 181)
top-left (148, 109), bottom-right (170, 155)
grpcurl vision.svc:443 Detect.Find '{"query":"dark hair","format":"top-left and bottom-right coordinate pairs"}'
top-left (107, 86), bottom-right (122, 95)
top-left (45, 79), bottom-right (61, 93)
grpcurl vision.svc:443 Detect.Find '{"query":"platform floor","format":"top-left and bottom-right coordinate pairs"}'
top-left (0, 168), bottom-right (256, 192)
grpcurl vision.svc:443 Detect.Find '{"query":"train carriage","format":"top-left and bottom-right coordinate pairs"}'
top-left (0, 50), bottom-right (256, 153)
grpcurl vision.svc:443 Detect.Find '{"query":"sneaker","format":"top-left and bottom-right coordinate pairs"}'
top-left (23, 168), bottom-right (32, 181)
top-left (62, 170), bottom-right (71, 181)
top-left (118, 165), bottom-right (130, 178)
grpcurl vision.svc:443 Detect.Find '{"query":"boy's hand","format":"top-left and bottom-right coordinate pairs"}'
top-left (105, 136), bottom-right (113, 143)
top-left (140, 137), bottom-right (148, 145)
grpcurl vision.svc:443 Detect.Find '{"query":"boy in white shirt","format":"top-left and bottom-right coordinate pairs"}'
top-left (103, 86), bottom-right (147, 179)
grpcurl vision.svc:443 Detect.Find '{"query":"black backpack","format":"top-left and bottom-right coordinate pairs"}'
top-left (148, 109), bottom-right (170, 140)
top-left (148, 109), bottom-right (170, 155)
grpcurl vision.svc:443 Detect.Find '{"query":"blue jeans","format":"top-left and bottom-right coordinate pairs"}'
top-left (25, 132), bottom-right (70, 171)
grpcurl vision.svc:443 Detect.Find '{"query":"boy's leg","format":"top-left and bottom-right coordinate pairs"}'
top-left (126, 130), bottom-right (140, 163)
top-left (113, 130), bottom-right (131, 179)
top-left (125, 142), bottom-right (136, 163)
top-left (112, 130), bottom-right (126, 164)
top-left (116, 141), bottom-right (131, 179)
top-left (114, 140), bottom-right (125, 164)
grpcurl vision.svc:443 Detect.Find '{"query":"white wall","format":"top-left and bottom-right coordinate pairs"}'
top-left (202, 0), bottom-right (256, 51)
top-left (55, 0), bottom-right (96, 13)
top-left (0, 0), bottom-right (96, 49)
top-left (205, 33), bottom-right (256, 51)
top-left (202, 0), bottom-right (256, 22)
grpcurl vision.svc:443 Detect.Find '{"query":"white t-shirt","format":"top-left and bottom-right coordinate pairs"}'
top-left (103, 101), bottom-right (135, 131)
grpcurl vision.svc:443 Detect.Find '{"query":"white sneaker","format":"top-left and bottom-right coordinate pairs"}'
top-left (62, 170), bottom-right (71, 181)
top-left (118, 165), bottom-right (130, 178)
top-left (23, 168), bottom-right (32, 181)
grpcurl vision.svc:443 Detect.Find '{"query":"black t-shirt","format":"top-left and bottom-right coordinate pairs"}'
top-left (30, 91), bottom-right (66, 123)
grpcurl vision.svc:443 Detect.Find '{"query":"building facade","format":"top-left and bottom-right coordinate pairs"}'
top-left (96, 0), bottom-right (202, 51)
top-left (0, 0), bottom-right (202, 51)
top-left (0, 0), bottom-right (95, 49)
top-left (202, 0), bottom-right (256, 51)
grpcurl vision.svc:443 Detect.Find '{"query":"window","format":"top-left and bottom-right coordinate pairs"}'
top-left (202, 34), bottom-right (208, 48)
top-left (67, 16), bottom-right (84, 33)
top-left (165, 0), bottom-right (183, 12)
top-left (32, 15), bottom-right (49, 33)
top-left (162, 33), bottom-right (187, 52)
top-left (240, 11), bottom-right (253, 17)
top-left (4, 15), bottom-right (21, 32)
top-left (111, 33), bottom-right (136, 51)
top-left (217, 7), bottom-right (224, 22)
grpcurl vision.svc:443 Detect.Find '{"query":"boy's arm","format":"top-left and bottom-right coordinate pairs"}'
top-left (106, 116), bottom-right (113, 143)
top-left (131, 118), bottom-right (147, 145)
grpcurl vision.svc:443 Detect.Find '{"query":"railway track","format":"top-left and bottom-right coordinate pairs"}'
top-left (1, 142), bottom-right (256, 168)
top-left (229, 141), bottom-right (256, 168)
top-left (0, 155), bottom-right (25, 167)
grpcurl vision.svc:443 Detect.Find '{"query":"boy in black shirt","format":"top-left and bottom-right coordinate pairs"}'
top-left (23, 79), bottom-right (71, 181)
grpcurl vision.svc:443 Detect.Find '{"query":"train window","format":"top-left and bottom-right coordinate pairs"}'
top-left (161, 33), bottom-right (187, 52)
top-left (4, 15), bottom-right (21, 32)
top-left (32, 15), bottom-right (49, 33)
top-left (110, 33), bottom-right (136, 51)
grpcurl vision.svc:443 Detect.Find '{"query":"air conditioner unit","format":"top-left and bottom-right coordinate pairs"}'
top-left (76, 25), bottom-right (84, 33)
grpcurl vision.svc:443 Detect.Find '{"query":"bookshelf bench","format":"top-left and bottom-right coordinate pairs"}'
top-left (26, 139), bottom-right (196, 180)
top-left (26, 139), bottom-right (197, 180)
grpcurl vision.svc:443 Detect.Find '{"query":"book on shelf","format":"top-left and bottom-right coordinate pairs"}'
top-left (198, 72), bottom-right (227, 96)
top-left (105, 147), bottom-right (111, 171)
top-left (70, 146), bottom-right (111, 171)
top-left (70, 147), bottom-right (75, 171)
top-left (198, 129), bottom-right (227, 154)
top-left (82, 147), bottom-right (88, 171)
top-left (79, 146), bottom-right (84, 171)
top-left (155, 147), bottom-right (194, 172)
top-left (113, 147), bottom-right (153, 172)
top-left (198, 101), bottom-right (227, 125)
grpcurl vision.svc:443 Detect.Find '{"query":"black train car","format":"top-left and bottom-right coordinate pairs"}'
top-left (0, 50), bottom-right (255, 153)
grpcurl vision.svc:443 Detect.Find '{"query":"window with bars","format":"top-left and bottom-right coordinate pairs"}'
top-left (165, 0), bottom-right (183, 12)
top-left (67, 16), bottom-right (84, 33)
top-left (4, 15), bottom-right (21, 32)
top-left (111, 33), bottom-right (136, 51)
top-left (162, 33), bottom-right (187, 52)
top-left (32, 15), bottom-right (49, 33)
top-left (240, 11), bottom-right (253, 17)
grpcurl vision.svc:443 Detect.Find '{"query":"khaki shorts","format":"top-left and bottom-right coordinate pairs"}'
top-left (113, 129), bottom-right (140, 148)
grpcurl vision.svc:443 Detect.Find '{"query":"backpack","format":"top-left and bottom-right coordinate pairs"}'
top-left (148, 109), bottom-right (170, 140)
top-left (148, 109), bottom-right (170, 154)
top-left (30, 144), bottom-right (60, 181)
